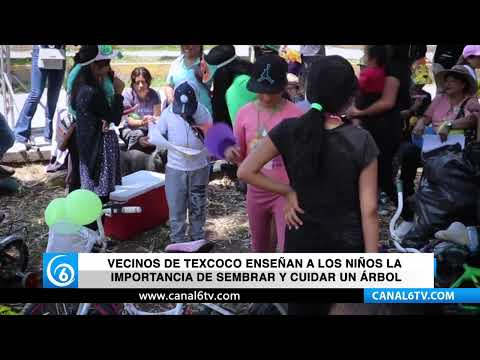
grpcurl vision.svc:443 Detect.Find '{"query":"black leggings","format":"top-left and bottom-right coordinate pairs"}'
top-left (377, 142), bottom-right (398, 199)
top-left (284, 221), bottom-right (364, 315)
top-left (398, 142), bottom-right (422, 221)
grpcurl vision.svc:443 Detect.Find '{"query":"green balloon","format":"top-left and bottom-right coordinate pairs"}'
top-left (45, 198), bottom-right (67, 227)
top-left (65, 189), bottom-right (103, 226)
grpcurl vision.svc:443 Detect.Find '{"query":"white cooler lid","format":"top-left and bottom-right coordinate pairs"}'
top-left (110, 170), bottom-right (165, 202)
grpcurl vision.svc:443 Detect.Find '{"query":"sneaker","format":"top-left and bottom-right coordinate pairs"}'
top-left (0, 165), bottom-right (15, 179)
top-left (235, 179), bottom-right (247, 194)
top-left (394, 221), bottom-right (415, 239)
top-left (13, 140), bottom-right (32, 151)
top-left (378, 203), bottom-right (389, 216)
top-left (434, 222), bottom-right (469, 247)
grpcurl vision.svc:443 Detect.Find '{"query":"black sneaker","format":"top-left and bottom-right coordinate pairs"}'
top-left (221, 163), bottom-right (238, 180)
top-left (0, 165), bottom-right (15, 179)
top-left (235, 179), bottom-right (247, 194)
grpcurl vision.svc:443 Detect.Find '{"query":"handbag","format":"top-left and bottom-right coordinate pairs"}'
top-left (55, 108), bottom-right (76, 151)
top-left (38, 46), bottom-right (65, 70)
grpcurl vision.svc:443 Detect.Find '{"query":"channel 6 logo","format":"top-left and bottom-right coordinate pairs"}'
top-left (43, 253), bottom-right (78, 288)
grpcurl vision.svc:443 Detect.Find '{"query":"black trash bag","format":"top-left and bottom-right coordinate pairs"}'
top-left (403, 144), bottom-right (479, 248)
top-left (120, 149), bottom-right (167, 176)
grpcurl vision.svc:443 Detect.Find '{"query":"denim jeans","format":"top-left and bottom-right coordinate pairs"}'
top-left (14, 46), bottom-right (65, 142)
top-left (0, 112), bottom-right (15, 158)
top-left (165, 165), bottom-right (209, 243)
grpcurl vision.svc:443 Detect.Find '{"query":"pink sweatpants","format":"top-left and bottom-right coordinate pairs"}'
top-left (246, 185), bottom-right (286, 252)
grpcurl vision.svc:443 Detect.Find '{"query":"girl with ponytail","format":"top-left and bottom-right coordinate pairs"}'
top-left (238, 56), bottom-right (380, 315)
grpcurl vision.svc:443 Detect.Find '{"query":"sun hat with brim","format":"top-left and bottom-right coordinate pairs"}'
top-left (77, 45), bottom-right (120, 66)
top-left (247, 54), bottom-right (288, 94)
top-left (435, 64), bottom-right (478, 96)
top-left (463, 45), bottom-right (480, 58)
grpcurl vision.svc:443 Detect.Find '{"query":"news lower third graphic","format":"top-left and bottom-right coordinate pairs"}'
top-left (364, 289), bottom-right (480, 303)
top-left (19, 252), bottom-right (480, 304)
top-left (42, 253), bottom-right (434, 289)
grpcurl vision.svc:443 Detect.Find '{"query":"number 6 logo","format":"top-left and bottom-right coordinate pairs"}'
top-left (46, 255), bottom-right (76, 287)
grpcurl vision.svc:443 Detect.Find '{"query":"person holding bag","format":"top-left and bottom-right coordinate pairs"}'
top-left (395, 65), bottom-right (480, 237)
top-left (14, 45), bottom-right (66, 147)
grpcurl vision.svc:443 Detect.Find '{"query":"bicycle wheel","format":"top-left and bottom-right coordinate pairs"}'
top-left (247, 303), bottom-right (287, 315)
top-left (22, 303), bottom-right (80, 315)
top-left (22, 303), bottom-right (124, 315)
top-left (0, 238), bottom-right (28, 282)
top-left (124, 303), bottom-right (187, 315)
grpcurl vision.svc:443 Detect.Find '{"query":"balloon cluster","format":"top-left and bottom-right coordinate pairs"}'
top-left (44, 189), bottom-right (103, 228)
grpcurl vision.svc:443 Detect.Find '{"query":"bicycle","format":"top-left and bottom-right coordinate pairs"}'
top-left (22, 203), bottom-right (287, 315)
top-left (0, 216), bottom-right (41, 289)
top-left (444, 256), bottom-right (480, 315)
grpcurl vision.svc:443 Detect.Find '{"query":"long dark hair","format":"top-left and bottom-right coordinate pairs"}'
top-left (365, 45), bottom-right (388, 67)
top-left (69, 45), bottom-right (106, 113)
top-left (213, 58), bottom-right (253, 97)
top-left (211, 58), bottom-right (253, 123)
top-left (292, 56), bottom-right (358, 181)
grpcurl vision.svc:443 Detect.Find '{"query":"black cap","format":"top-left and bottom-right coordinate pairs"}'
top-left (173, 81), bottom-right (198, 116)
top-left (204, 45), bottom-right (236, 65)
top-left (247, 54), bottom-right (288, 94)
top-left (306, 55), bottom-right (358, 113)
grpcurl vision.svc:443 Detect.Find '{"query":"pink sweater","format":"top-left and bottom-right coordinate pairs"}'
top-left (234, 100), bottom-right (304, 184)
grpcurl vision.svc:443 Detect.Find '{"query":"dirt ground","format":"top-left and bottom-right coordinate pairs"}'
top-left (1, 161), bottom-right (396, 315)
top-left (2, 162), bottom-right (394, 268)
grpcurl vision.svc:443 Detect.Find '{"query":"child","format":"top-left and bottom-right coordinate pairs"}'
top-left (237, 55), bottom-right (379, 314)
top-left (401, 62), bottom-right (432, 139)
top-left (152, 81), bottom-right (212, 243)
top-left (357, 45), bottom-right (387, 110)
top-left (286, 73), bottom-right (305, 104)
top-left (224, 54), bottom-right (304, 252)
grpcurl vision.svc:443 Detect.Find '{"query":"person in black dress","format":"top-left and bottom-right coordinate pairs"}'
top-left (238, 56), bottom-right (380, 315)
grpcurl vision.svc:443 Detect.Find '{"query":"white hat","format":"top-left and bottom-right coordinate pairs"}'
top-left (79, 45), bottom-right (120, 66)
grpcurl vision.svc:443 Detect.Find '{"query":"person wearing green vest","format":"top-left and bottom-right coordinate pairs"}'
top-left (225, 74), bottom-right (257, 126)
top-left (201, 45), bottom-right (256, 127)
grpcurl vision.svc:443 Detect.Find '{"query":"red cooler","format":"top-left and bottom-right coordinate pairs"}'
top-left (104, 171), bottom-right (169, 241)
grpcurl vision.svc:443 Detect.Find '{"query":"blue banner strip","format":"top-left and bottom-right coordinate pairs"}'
top-left (364, 288), bottom-right (480, 303)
